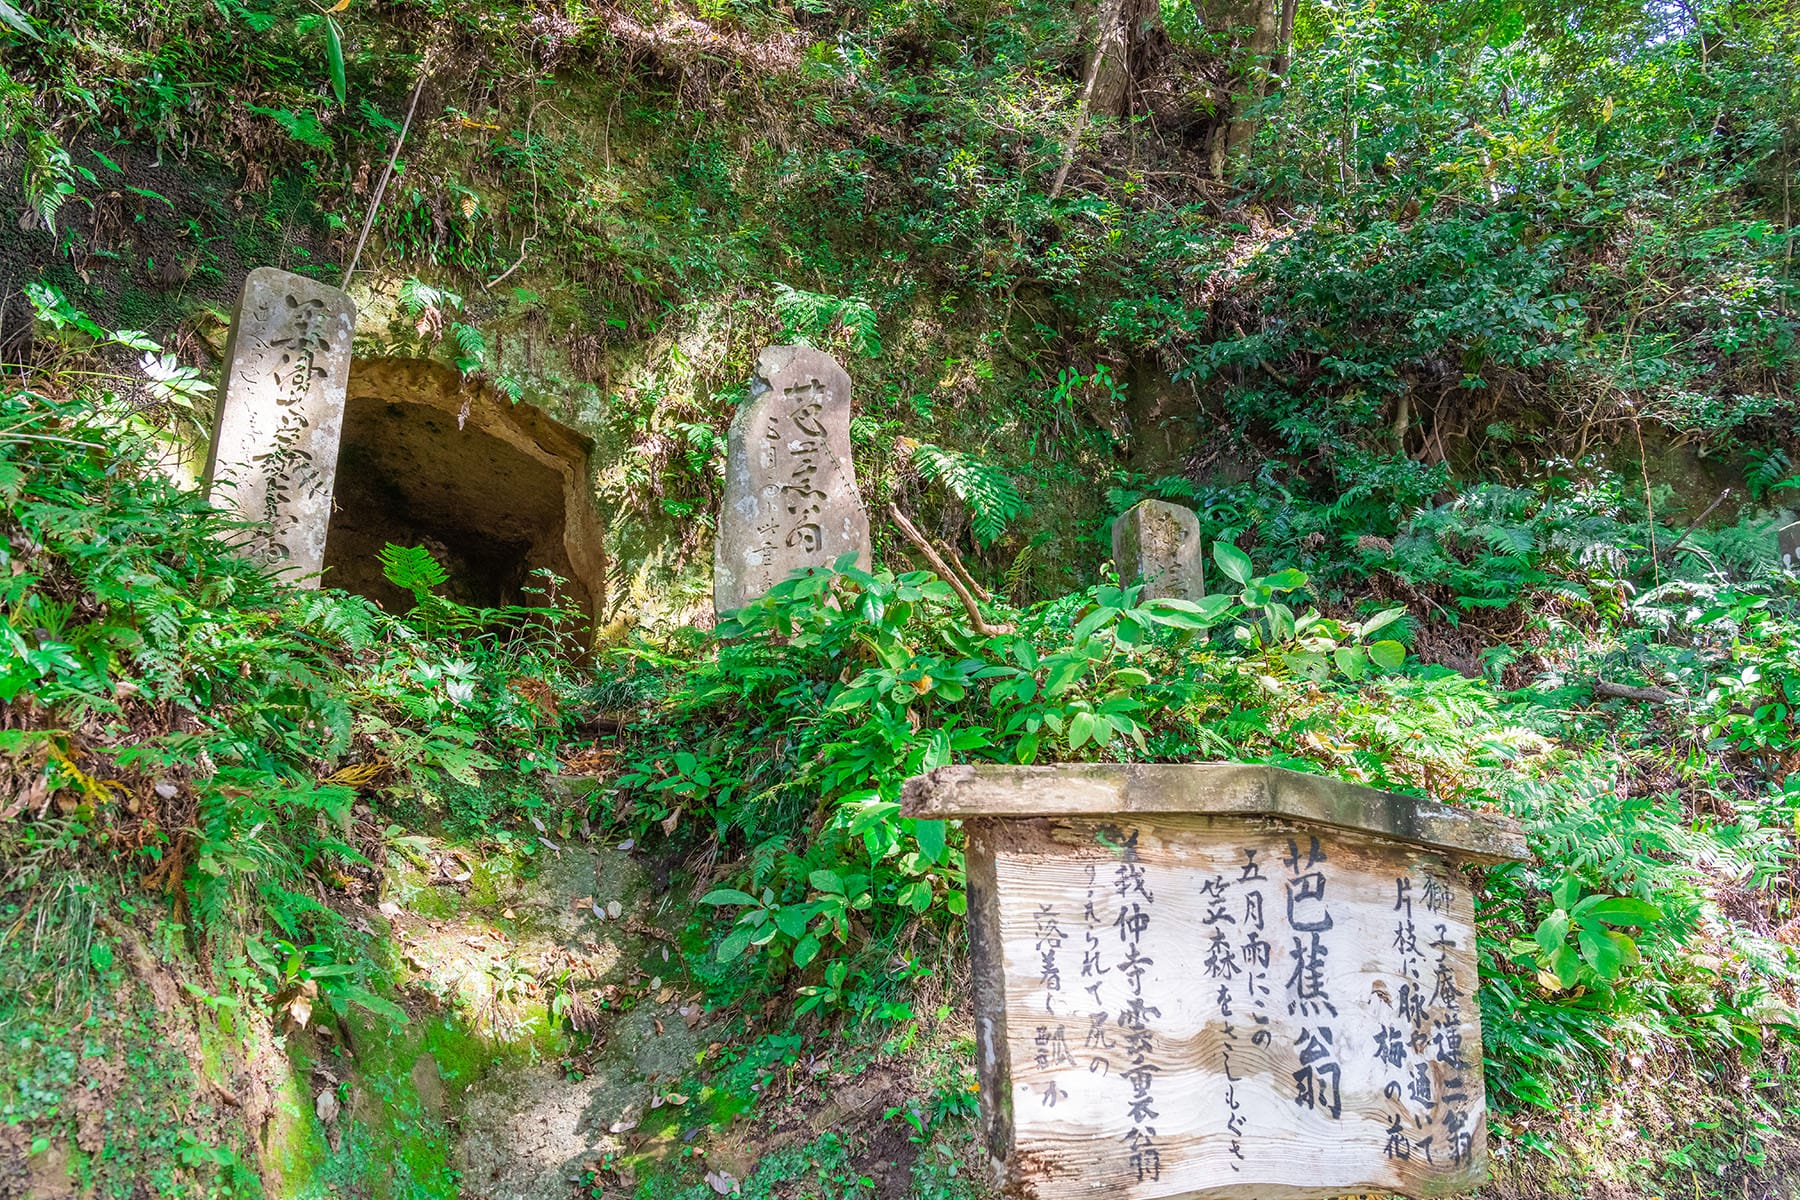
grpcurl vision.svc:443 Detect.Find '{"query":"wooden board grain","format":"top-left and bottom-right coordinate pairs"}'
top-left (968, 814), bottom-right (1489, 1200)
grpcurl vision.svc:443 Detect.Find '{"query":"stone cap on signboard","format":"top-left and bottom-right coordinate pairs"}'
top-left (901, 762), bottom-right (1530, 865)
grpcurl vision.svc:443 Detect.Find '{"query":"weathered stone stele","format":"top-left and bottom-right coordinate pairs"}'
top-left (1113, 499), bottom-right (1205, 600)
top-left (902, 763), bottom-right (1531, 1200)
top-left (202, 267), bottom-right (356, 584)
top-left (1779, 520), bottom-right (1800, 572)
top-left (713, 345), bottom-right (871, 614)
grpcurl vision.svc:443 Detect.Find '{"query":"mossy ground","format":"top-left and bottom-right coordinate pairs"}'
top-left (1, 812), bottom-right (997, 1200)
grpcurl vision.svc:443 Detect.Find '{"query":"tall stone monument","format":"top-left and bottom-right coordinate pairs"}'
top-left (713, 345), bottom-right (871, 614)
top-left (903, 763), bottom-right (1531, 1200)
top-left (202, 267), bottom-right (356, 584)
top-left (1113, 498), bottom-right (1205, 600)
top-left (1779, 520), bottom-right (1800, 572)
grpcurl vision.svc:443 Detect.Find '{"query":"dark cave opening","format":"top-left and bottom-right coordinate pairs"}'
top-left (322, 388), bottom-right (595, 619)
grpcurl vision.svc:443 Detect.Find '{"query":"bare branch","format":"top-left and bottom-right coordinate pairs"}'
top-left (888, 503), bottom-right (1014, 636)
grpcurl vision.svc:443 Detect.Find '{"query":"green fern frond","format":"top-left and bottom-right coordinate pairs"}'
top-left (450, 322), bottom-right (487, 374)
top-left (398, 277), bottom-right (463, 317)
top-left (1745, 446), bottom-right (1792, 500)
top-left (910, 442), bottom-right (1026, 546)
top-left (379, 543), bottom-right (448, 604)
top-left (772, 282), bottom-right (882, 358)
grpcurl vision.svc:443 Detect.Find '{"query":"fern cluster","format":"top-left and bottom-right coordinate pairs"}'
top-left (909, 441), bottom-right (1025, 545)
top-left (772, 282), bottom-right (881, 358)
top-left (2, 381), bottom-right (586, 1026)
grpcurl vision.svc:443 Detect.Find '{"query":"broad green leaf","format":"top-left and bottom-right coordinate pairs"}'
top-left (1072, 605), bottom-right (1117, 642)
top-left (1141, 594), bottom-right (1233, 628)
top-left (346, 989), bottom-right (408, 1025)
top-left (1043, 656), bottom-right (1088, 698)
top-left (1068, 710), bottom-right (1096, 749)
top-left (846, 799), bottom-right (901, 835)
top-left (792, 933), bottom-right (822, 968)
top-left (1214, 541), bottom-right (1253, 585)
top-left (912, 818), bottom-right (947, 865)
top-left (0, 0), bottom-right (40, 39)
top-left (1549, 944), bottom-right (1581, 990)
top-left (323, 16), bottom-right (347, 105)
top-left (1358, 608), bottom-right (1406, 637)
top-left (774, 905), bottom-right (812, 938)
top-left (899, 880), bottom-right (933, 913)
top-left (809, 869), bottom-right (846, 895)
top-left (716, 926), bottom-right (753, 963)
top-left (1578, 925), bottom-right (1624, 980)
top-left (1582, 898), bottom-right (1661, 926)
top-left (1534, 910), bottom-right (1570, 954)
top-left (700, 888), bottom-right (759, 907)
top-left (1266, 602), bottom-right (1295, 642)
top-left (1368, 640), bottom-right (1406, 670)
top-left (1013, 732), bottom-right (1040, 764)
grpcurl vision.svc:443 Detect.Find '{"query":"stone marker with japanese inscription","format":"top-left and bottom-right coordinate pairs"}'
top-left (202, 267), bottom-right (357, 584)
top-left (1113, 499), bottom-right (1205, 601)
top-left (713, 345), bottom-right (872, 614)
top-left (1780, 520), bottom-right (1800, 572)
top-left (902, 763), bottom-right (1531, 1200)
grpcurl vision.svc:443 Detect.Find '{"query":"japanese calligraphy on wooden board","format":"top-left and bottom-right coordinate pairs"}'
top-left (713, 345), bottom-right (872, 614)
top-left (202, 267), bottom-right (356, 584)
top-left (901, 763), bottom-right (1532, 1200)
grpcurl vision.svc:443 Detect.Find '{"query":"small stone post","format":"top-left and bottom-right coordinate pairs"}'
top-left (1112, 498), bottom-right (1205, 600)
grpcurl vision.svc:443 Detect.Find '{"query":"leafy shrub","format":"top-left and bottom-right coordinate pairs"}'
top-left (1, 331), bottom-right (586, 1023)
top-left (610, 546), bottom-right (1431, 1013)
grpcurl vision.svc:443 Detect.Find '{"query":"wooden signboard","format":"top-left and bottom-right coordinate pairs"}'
top-left (901, 764), bottom-right (1531, 1200)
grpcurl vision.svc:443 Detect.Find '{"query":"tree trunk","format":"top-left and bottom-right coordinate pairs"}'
top-left (1087, 0), bottom-right (1134, 119)
top-left (1196, 0), bottom-right (1294, 178)
top-left (1086, 0), bottom-right (1162, 120)
top-left (1222, 0), bottom-right (1280, 170)
top-left (1053, 0), bottom-right (1162, 197)
top-left (1271, 0), bottom-right (1299, 78)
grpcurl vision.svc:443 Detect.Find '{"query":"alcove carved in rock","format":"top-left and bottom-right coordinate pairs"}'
top-left (322, 359), bottom-right (605, 625)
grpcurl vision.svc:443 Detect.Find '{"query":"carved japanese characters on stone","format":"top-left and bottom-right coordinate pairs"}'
top-left (713, 346), bottom-right (872, 614)
top-left (903, 763), bottom-right (1531, 1200)
top-left (202, 267), bottom-right (356, 583)
top-left (1113, 499), bottom-right (1205, 600)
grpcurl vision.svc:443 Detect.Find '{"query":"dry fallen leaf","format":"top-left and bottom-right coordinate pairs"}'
top-left (285, 982), bottom-right (317, 1029)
